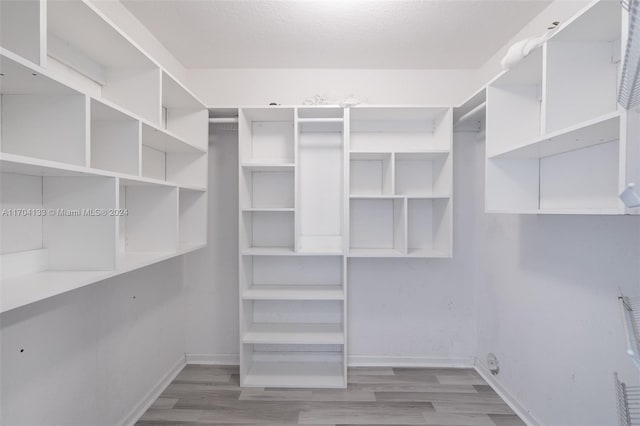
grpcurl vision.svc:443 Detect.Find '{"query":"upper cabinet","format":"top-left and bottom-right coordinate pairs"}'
top-left (485, 0), bottom-right (640, 215)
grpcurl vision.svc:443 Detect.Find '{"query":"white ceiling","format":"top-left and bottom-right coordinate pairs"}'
top-left (122, 0), bottom-right (552, 69)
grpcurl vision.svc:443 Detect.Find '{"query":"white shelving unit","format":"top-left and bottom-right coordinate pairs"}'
top-left (485, 0), bottom-right (640, 215)
top-left (238, 107), bottom-right (348, 388)
top-left (236, 105), bottom-right (454, 388)
top-left (0, 2), bottom-right (208, 314)
top-left (349, 107), bottom-right (453, 257)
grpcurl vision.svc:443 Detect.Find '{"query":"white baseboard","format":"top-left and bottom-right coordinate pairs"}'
top-left (183, 354), bottom-right (475, 369)
top-left (474, 358), bottom-right (540, 426)
top-left (121, 356), bottom-right (186, 426)
top-left (185, 353), bottom-right (240, 365)
top-left (348, 355), bottom-right (475, 368)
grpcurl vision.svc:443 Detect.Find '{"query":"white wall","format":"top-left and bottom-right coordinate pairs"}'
top-left (0, 259), bottom-right (185, 425)
top-left (472, 138), bottom-right (640, 426)
top-left (188, 68), bottom-right (476, 106)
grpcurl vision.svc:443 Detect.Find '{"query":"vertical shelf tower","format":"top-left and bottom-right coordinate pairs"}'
top-left (238, 106), bottom-right (453, 388)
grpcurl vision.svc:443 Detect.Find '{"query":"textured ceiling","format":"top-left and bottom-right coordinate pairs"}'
top-left (122, 0), bottom-right (552, 69)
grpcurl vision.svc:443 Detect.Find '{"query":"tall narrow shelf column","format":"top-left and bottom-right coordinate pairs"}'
top-left (238, 107), bottom-right (347, 388)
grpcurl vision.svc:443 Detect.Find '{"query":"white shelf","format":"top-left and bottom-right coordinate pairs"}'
top-left (241, 207), bottom-right (294, 212)
top-left (0, 244), bottom-right (205, 314)
top-left (243, 323), bottom-right (344, 345)
top-left (242, 248), bottom-right (342, 256)
top-left (240, 163), bottom-right (295, 172)
top-left (142, 122), bottom-right (206, 154)
top-left (0, 153), bottom-right (203, 191)
top-left (242, 285), bottom-right (344, 301)
top-left (490, 112), bottom-right (621, 159)
top-left (243, 360), bottom-right (345, 388)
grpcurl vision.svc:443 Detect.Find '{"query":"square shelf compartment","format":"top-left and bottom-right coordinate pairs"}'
top-left (239, 108), bottom-right (295, 164)
top-left (90, 98), bottom-right (140, 175)
top-left (241, 343), bottom-right (345, 388)
top-left (242, 299), bottom-right (344, 342)
top-left (350, 153), bottom-right (393, 196)
top-left (1, 172), bottom-right (117, 277)
top-left (179, 188), bottom-right (207, 249)
top-left (486, 48), bottom-right (543, 157)
top-left (350, 107), bottom-right (452, 152)
top-left (395, 152), bottom-right (451, 197)
top-left (241, 167), bottom-right (294, 210)
top-left (47, 0), bottom-right (161, 124)
top-left (349, 198), bottom-right (405, 256)
top-left (407, 198), bottom-right (452, 257)
top-left (1, 54), bottom-right (87, 166)
top-left (141, 125), bottom-right (208, 187)
top-left (544, 0), bottom-right (622, 133)
top-left (240, 256), bottom-right (344, 301)
top-left (241, 211), bottom-right (294, 252)
top-left (118, 182), bottom-right (178, 266)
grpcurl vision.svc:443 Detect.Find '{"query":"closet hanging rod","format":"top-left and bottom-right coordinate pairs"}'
top-left (454, 102), bottom-right (486, 128)
top-left (209, 117), bottom-right (239, 124)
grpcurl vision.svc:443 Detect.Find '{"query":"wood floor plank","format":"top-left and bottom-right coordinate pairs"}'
top-left (138, 408), bottom-right (204, 422)
top-left (149, 397), bottom-right (179, 409)
top-left (347, 374), bottom-right (439, 385)
top-left (374, 391), bottom-right (505, 404)
top-left (433, 401), bottom-right (516, 415)
top-left (349, 367), bottom-right (396, 376)
top-left (422, 412), bottom-right (496, 426)
top-left (347, 383), bottom-right (479, 393)
top-left (489, 414), bottom-right (527, 426)
top-left (298, 402), bottom-right (435, 425)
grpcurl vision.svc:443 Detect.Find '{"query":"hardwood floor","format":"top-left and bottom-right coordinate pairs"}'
top-left (137, 365), bottom-right (525, 426)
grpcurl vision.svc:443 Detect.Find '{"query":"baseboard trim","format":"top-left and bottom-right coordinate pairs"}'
top-left (183, 354), bottom-right (475, 369)
top-left (348, 355), bottom-right (475, 368)
top-left (474, 358), bottom-right (540, 426)
top-left (185, 353), bottom-right (240, 365)
top-left (121, 356), bottom-right (186, 426)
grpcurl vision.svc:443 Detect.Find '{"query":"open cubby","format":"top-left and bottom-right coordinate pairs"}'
top-left (118, 182), bottom-right (178, 260)
top-left (1, 172), bottom-right (117, 273)
top-left (241, 253), bottom-right (344, 300)
top-left (350, 153), bottom-right (393, 196)
top-left (90, 98), bottom-right (140, 175)
top-left (544, 0), bottom-right (621, 133)
top-left (0, 0), bottom-right (43, 65)
top-left (141, 124), bottom-right (208, 188)
top-left (47, 0), bottom-right (161, 124)
top-left (241, 343), bottom-right (345, 388)
top-left (297, 119), bottom-right (344, 253)
top-left (486, 48), bottom-right (543, 157)
top-left (179, 188), bottom-right (207, 249)
top-left (395, 152), bottom-right (451, 197)
top-left (1, 55), bottom-right (87, 166)
top-left (239, 108), bottom-right (295, 164)
top-left (349, 197), bottom-right (405, 256)
top-left (407, 198), bottom-right (452, 257)
top-left (298, 107), bottom-right (344, 119)
top-left (241, 211), bottom-right (294, 252)
top-left (240, 168), bottom-right (294, 210)
top-left (350, 107), bottom-right (452, 152)
top-left (486, 141), bottom-right (622, 213)
top-left (162, 71), bottom-right (208, 150)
